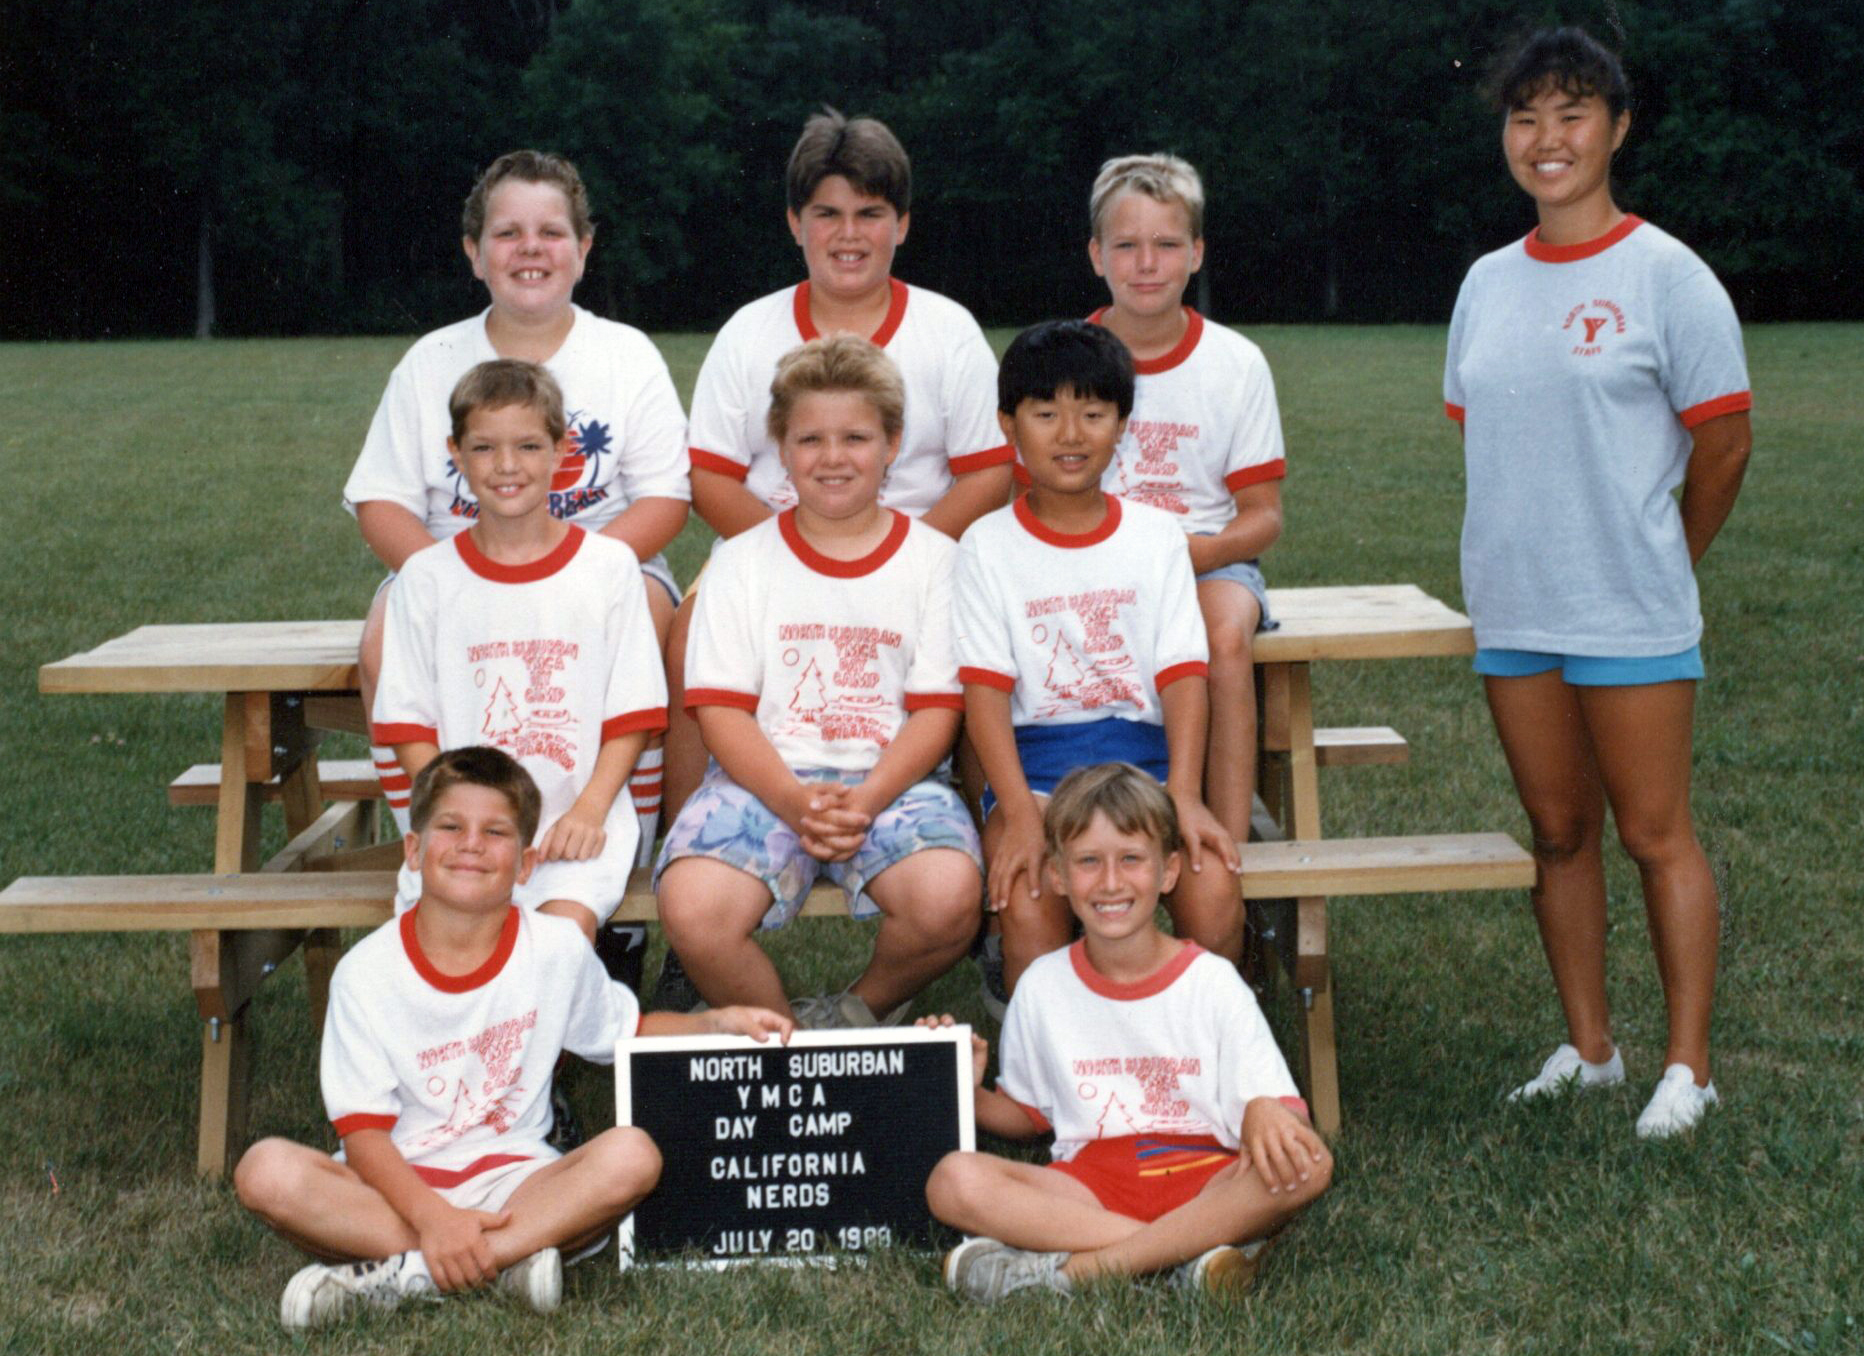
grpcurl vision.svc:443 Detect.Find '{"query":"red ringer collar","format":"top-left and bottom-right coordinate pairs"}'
top-left (1069, 938), bottom-right (1203, 1000)
top-left (793, 278), bottom-right (909, 347)
top-left (1013, 492), bottom-right (1121, 548)
top-left (401, 905), bottom-right (520, 994)
top-left (1089, 305), bottom-right (1204, 374)
top-left (1524, 214), bottom-right (1644, 263)
top-left (777, 508), bottom-right (909, 577)
top-left (455, 525), bottom-right (584, 583)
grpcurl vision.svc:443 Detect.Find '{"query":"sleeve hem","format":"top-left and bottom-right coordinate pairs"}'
top-left (683, 687), bottom-right (758, 713)
top-left (1156, 661), bottom-right (1209, 690)
top-left (949, 443), bottom-right (1016, 475)
top-left (1444, 401), bottom-right (1466, 424)
top-left (602, 708), bottom-right (670, 741)
top-left (1678, 391), bottom-right (1752, 429)
top-left (1224, 459), bottom-right (1286, 491)
top-left (958, 666), bottom-right (1016, 693)
top-left (371, 722), bottom-right (438, 747)
top-left (904, 692), bottom-right (965, 712)
top-left (689, 448), bottom-right (750, 481)
top-left (332, 1113), bottom-right (398, 1137)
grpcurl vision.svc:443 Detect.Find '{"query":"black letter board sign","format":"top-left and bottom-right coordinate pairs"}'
top-left (615, 1026), bottom-right (974, 1267)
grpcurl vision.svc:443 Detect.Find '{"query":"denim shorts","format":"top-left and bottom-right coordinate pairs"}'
top-left (654, 764), bottom-right (981, 929)
top-left (1190, 546), bottom-right (1277, 632)
top-left (1472, 644), bottom-right (1704, 686)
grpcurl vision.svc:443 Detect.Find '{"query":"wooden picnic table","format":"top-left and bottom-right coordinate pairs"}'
top-left (33, 583), bottom-right (1491, 1161)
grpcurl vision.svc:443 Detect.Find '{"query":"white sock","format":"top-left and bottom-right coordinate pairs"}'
top-left (373, 745), bottom-right (412, 836)
top-left (392, 1249), bottom-right (435, 1296)
top-left (631, 746), bottom-right (663, 869)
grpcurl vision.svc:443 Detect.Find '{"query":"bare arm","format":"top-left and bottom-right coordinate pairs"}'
top-left (693, 706), bottom-right (815, 832)
top-left (597, 497), bottom-right (690, 562)
top-left (537, 732), bottom-right (649, 862)
top-left (356, 501), bottom-right (440, 574)
top-left (1186, 481), bottom-right (1283, 575)
top-left (964, 685), bottom-right (1046, 911)
top-left (639, 1005), bottom-right (794, 1041)
top-left (392, 740), bottom-right (441, 785)
top-left (690, 468), bottom-right (775, 540)
top-left (1158, 675), bottom-right (1237, 873)
top-left (1680, 411), bottom-right (1752, 565)
top-left (918, 1017), bottom-right (1044, 1140)
top-left (920, 464), bottom-right (1014, 540)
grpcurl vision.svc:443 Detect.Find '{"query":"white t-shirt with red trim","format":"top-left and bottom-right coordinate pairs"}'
top-left (322, 905), bottom-right (639, 1181)
top-left (684, 510), bottom-right (962, 772)
top-left (953, 495), bottom-right (1208, 728)
top-left (685, 280), bottom-right (1011, 516)
top-left (373, 527), bottom-right (668, 914)
top-left (342, 305), bottom-right (690, 537)
top-left (1092, 307), bottom-right (1287, 535)
top-left (1444, 216), bottom-right (1752, 656)
top-left (997, 940), bottom-right (1300, 1162)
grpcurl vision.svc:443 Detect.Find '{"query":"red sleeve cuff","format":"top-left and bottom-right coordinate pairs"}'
top-left (1224, 458), bottom-right (1286, 491)
top-left (1678, 391), bottom-right (1752, 428)
top-left (689, 448), bottom-right (749, 481)
top-left (959, 666), bottom-right (1017, 693)
top-left (602, 708), bottom-right (669, 741)
top-left (332, 1112), bottom-right (398, 1137)
top-left (949, 443), bottom-right (1016, 476)
top-left (1444, 401), bottom-right (1466, 424)
top-left (371, 722), bottom-right (437, 747)
top-left (683, 687), bottom-right (758, 713)
top-left (904, 691), bottom-right (965, 712)
top-left (1155, 661), bottom-right (1208, 690)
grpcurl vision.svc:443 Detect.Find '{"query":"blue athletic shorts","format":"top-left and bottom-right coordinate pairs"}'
top-left (1472, 645), bottom-right (1704, 685)
top-left (981, 718), bottom-right (1170, 818)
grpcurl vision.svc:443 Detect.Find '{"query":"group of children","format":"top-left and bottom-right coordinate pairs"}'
top-left (238, 109), bottom-right (1330, 1326)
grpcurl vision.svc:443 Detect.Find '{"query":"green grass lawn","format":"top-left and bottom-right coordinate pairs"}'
top-left (0, 325), bottom-right (1858, 1354)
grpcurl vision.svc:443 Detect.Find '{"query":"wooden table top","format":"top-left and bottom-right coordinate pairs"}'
top-left (38, 584), bottom-right (1472, 696)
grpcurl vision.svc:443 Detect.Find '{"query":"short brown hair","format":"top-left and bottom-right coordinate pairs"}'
top-left (766, 335), bottom-right (906, 445)
top-left (461, 149), bottom-right (594, 241)
top-left (409, 746), bottom-right (543, 844)
top-left (786, 108), bottom-right (911, 216)
top-left (1043, 762), bottom-right (1183, 861)
top-left (448, 359), bottom-right (567, 446)
top-left (1090, 153), bottom-right (1206, 240)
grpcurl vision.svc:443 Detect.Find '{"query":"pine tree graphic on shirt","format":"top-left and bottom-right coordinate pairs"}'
top-left (1095, 1091), bottom-right (1140, 1136)
top-left (482, 675), bottom-right (523, 742)
top-left (1043, 633), bottom-right (1087, 699)
top-left (789, 657), bottom-right (828, 725)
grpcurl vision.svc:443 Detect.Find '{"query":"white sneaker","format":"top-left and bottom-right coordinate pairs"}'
top-left (495, 1247), bottom-right (562, 1314)
top-left (279, 1252), bottom-right (436, 1330)
top-left (1506, 1043), bottom-right (1625, 1103)
top-left (943, 1236), bottom-right (1072, 1303)
top-left (1636, 1063), bottom-right (1719, 1139)
top-left (1173, 1238), bottom-right (1270, 1295)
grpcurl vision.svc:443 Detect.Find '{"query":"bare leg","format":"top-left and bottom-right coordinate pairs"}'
top-left (1198, 580), bottom-right (1262, 845)
top-left (235, 1138), bottom-right (420, 1261)
top-left (1485, 673), bottom-right (1614, 1064)
top-left (848, 849), bottom-right (981, 1017)
top-left (633, 579), bottom-right (678, 865)
top-left (361, 586), bottom-right (413, 830)
top-left (486, 1128), bottom-right (661, 1262)
top-left (660, 593), bottom-right (706, 828)
top-left (1164, 856), bottom-right (1245, 964)
top-left (656, 858), bottom-right (788, 1012)
top-left (984, 803), bottom-right (1073, 994)
top-left (1577, 681), bottom-right (1716, 1083)
top-left (926, 1151), bottom-right (1140, 1252)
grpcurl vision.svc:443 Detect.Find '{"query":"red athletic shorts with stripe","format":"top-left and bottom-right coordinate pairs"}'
top-left (1046, 1135), bottom-right (1238, 1222)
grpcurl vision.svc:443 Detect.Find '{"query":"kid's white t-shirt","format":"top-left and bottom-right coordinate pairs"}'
top-left (343, 305), bottom-right (690, 536)
top-left (953, 495), bottom-right (1208, 728)
top-left (684, 510), bottom-right (962, 772)
top-left (323, 905), bottom-right (639, 1179)
top-left (685, 280), bottom-right (1011, 516)
top-left (997, 941), bottom-right (1300, 1161)
top-left (1093, 307), bottom-right (1287, 535)
top-left (1444, 217), bottom-right (1751, 655)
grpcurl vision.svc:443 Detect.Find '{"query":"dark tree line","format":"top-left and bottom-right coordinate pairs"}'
top-left (5, 0), bottom-right (1860, 338)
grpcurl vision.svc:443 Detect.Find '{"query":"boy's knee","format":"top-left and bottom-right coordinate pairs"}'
top-left (658, 885), bottom-right (750, 953)
top-left (1206, 617), bottom-right (1253, 668)
top-left (925, 1150), bottom-right (985, 1221)
top-left (233, 1137), bottom-right (306, 1216)
top-left (589, 1126), bottom-right (663, 1200)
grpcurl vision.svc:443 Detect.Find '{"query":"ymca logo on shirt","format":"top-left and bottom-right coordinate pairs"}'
top-left (406, 1008), bottom-right (539, 1152)
top-left (1072, 1054), bottom-right (1203, 1135)
top-left (446, 410), bottom-right (615, 520)
top-left (1561, 299), bottom-right (1627, 357)
top-left (776, 623), bottom-right (902, 747)
top-left (468, 639), bottom-right (582, 772)
top-left (1111, 420), bottom-right (1198, 516)
top-left (1025, 590), bottom-right (1143, 719)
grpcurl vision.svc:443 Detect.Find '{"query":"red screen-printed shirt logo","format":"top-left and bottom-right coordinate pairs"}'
top-left (407, 1008), bottom-right (540, 1153)
top-left (467, 639), bottom-right (582, 772)
top-left (1561, 299), bottom-right (1627, 356)
top-left (776, 624), bottom-right (903, 746)
top-left (1071, 1054), bottom-right (1203, 1134)
top-left (1113, 420), bottom-right (1198, 515)
top-left (1024, 589), bottom-right (1142, 718)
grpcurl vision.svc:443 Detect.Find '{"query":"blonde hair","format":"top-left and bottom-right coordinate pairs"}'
top-left (1089, 153), bottom-right (1205, 240)
top-left (1044, 762), bottom-right (1184, 860)
top-left (448, 359), bottom-right (567, 445)
top-left (766, 335), bottom-right (906, 445)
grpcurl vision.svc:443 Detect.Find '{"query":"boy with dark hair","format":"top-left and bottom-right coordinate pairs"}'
top-left (954, 320), bottom-right (1243, 994)
top-left (234, 748), bottom-right (791, 1329)
top-left (922, 762), bottom-right (1328, 1301)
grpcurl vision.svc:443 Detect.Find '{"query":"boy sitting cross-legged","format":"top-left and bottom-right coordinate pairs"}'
top-left (234, 748), bottom-right (792, 1329)
top-left (923, 763), bottom-right (1330, 1302)
top-left (955, 320), bottom-right (1243, 994)
top-left (372, 359), bottom-right (667, 945)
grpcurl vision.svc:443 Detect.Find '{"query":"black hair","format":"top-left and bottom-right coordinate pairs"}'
top-left (997, 319), bottom-right (1136, 418)
top-left (1488, 26), bottom-right (1631, 119)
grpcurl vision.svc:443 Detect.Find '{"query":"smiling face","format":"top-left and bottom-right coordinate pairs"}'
top-left (463, 178), bottom-right (592, 322)
top-left (406, 782), bottom-right (535, 916)
top-left (448, 402), bottom-right (565, 524)
top-left (1503, 85), bottom-right (1629, 221)
top-left (1049, 810), bottom-right (1180, 943)
top-left (779, 389), bottom-right (899, 525)
top-left (787, 174), bottom-right (908, 304)
top-left (999, 387), bottom-right (1126, 499)
top-left (1089, 191), bottom-right (1203, 324)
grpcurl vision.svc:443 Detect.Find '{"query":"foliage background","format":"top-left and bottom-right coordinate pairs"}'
top-left (4, 0), bottom-right (1862, 338)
